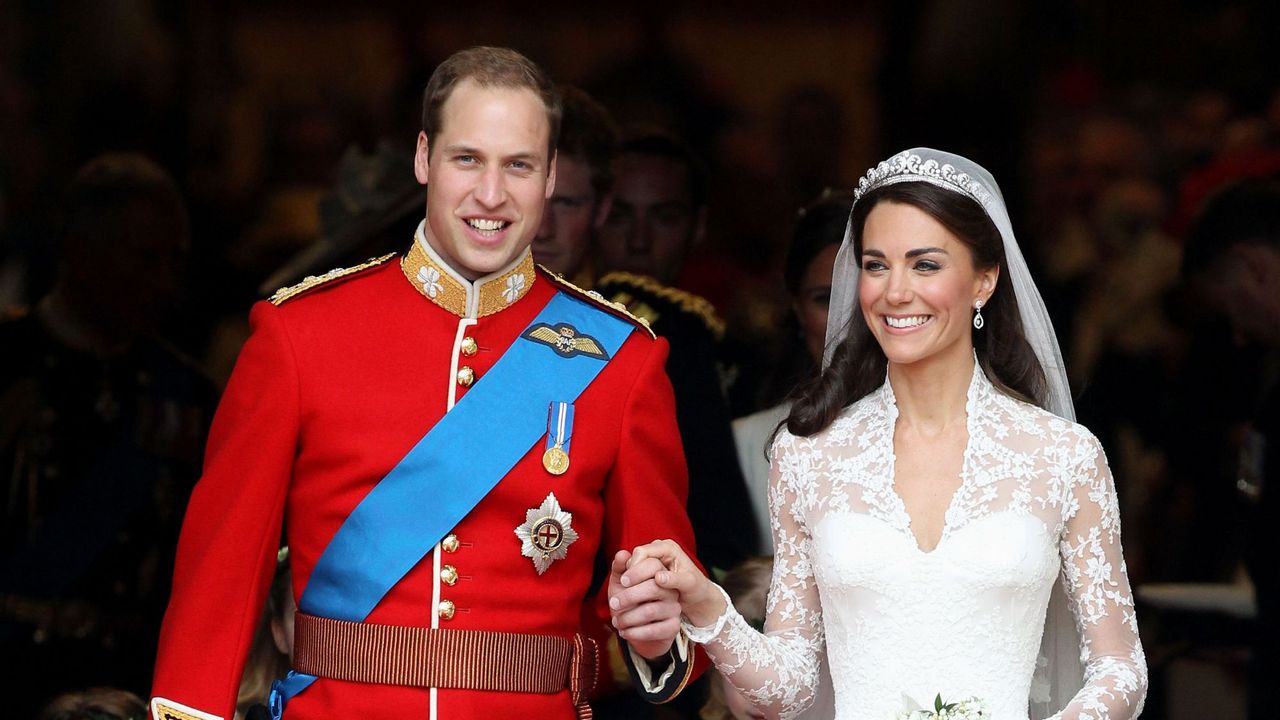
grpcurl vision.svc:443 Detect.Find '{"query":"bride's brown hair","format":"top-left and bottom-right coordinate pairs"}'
top-left (784, 182), bottom-right (1047, 437)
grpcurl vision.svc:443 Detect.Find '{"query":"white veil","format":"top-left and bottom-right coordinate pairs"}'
top-left (819, 148), bottom-right (1083, 719)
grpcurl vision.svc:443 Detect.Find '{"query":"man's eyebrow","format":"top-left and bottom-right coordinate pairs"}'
top-left (503, 151), bottom-right (542, 164)
top-left (442, 144), bottom-right (481, 156)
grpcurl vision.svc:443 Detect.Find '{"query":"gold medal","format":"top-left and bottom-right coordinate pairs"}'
top-left (542, 445), bottom-right (570, 475)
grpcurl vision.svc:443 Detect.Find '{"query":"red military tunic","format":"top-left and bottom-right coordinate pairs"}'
top-left (151, 228), bottom-right (700, 720)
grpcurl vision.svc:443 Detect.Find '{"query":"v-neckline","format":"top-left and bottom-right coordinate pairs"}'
top-left (879, 366), bottom-right (982, 555)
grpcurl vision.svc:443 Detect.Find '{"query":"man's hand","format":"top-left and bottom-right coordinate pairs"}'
top-left (623, 538), bottom-right (725, 627)
top-left (607, 548), bottom-right (682, 660)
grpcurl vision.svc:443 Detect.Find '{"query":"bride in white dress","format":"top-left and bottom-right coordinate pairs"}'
top-left (612, 149), bottom-right (1147, 719)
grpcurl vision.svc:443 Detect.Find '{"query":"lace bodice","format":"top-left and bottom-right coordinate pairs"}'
top-left (686, 368), bottom-right (1147, 720)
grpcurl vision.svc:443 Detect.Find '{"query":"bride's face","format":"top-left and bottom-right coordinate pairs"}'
top-left (858, 201), bottom-right (996, 369)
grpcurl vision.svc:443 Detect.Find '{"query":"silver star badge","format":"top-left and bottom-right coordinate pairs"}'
top-left (515, 492), bottom-right (579, 575)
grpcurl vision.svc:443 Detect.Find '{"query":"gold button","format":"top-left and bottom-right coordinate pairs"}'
top-left (440, 565), bottom-right (458, 586)
top-left (460, 337), bottom-right (478, 356)
top-left (441, 534), bottom-right (460, 553)
top-left (438, 599), bottom-right (456, 620)
top-left (457, 366), bottom-right (474, 387)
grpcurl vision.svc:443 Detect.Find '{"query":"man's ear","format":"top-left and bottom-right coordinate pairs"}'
top-left (545, 151), bottom-right (558, 199)
top-left (414, 132), bottom-right (431, 185)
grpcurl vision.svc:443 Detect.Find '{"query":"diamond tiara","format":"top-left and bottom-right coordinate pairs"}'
top-left (854, 150), bottom-right (994, 207)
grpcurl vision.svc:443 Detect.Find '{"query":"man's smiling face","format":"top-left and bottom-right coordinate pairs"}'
top-left (415, 78), bottom-right (556, 281)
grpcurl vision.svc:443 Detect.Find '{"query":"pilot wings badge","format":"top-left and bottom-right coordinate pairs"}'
top-left (515, 492), bottom-right (580, 575)
top-left (522, 323), bottom-right (610, 360)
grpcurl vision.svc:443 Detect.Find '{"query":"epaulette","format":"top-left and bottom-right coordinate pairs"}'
top-left (268, 253), bottom-right (397, 306)
top-left (537, 265), bottom-right (656, 339)
top-left (596, 271), bottom-right (726, 340)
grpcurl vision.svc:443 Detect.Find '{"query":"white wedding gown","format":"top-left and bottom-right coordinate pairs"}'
top-left (686, 368), bottom-right (1147, 719)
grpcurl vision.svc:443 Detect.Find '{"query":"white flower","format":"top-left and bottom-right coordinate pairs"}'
top-left (502, 272), bottom-right (526, 303)
top-left (417, 265), bottom-right (442, 298)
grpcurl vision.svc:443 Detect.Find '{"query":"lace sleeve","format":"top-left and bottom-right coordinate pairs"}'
top-left (683, 433), bottom-right (824, 719)
top-left (1051, 431), bottom-right (1148, 720)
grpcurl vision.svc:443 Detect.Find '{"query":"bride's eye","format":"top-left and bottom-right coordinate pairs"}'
top-left (861, 259), bottom-right (887, 272)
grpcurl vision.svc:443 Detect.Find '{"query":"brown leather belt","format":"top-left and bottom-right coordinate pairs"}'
top-left (293, 612), bottom-right (597, 718)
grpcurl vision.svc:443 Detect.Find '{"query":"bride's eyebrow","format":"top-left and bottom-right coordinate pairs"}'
top-left (906, 247), bottom-right (948, 258)
top-left (860, 247), bottom-right (949, 258)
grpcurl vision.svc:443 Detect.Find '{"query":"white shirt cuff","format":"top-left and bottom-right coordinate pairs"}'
top-left (627, 629), bottom-right (691, 692)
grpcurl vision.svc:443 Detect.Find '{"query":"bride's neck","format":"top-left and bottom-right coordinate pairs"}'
top-left (886, 350), bottom-right (974, 433)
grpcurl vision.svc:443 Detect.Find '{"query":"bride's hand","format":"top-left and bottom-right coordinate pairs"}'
top-left (622, 539), bottom-right (726, 627)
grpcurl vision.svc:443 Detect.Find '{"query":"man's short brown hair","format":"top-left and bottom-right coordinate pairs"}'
top-left (421, 46), bottom-right (562, 160)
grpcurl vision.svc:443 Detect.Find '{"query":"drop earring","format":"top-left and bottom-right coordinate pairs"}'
top-left (973, 299), bottom-right (985, 330)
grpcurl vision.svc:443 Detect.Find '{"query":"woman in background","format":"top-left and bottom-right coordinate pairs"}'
top-left (732, 190), bottom-right (851, 553)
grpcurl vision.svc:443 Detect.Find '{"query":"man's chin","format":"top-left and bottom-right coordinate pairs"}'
top-left (458, 246), bottom-right (528, 279)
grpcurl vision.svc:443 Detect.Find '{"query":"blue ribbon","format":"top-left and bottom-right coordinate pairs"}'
top-left (271, 290), bottom-right (632, 717)
top-left (545, 401), bottom-right (575, 456)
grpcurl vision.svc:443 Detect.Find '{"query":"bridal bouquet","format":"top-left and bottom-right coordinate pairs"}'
top-left (895, 694), bottom-right (988, 720)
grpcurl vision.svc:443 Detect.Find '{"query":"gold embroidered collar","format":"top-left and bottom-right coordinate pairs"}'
top-left (400, 221), bottom-right (537, 318)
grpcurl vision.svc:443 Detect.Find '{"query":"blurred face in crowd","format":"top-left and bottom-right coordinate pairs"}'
top-left (596, 153), bottom-right (704, 285)
top-left (795, 243), bottom-right (840, 365)
top-left (63, 197), bottom-right (188, 343)
top-left (859, 201), bottom-right (996, 370)
top-left (1198, 245), bottom-right (1280, 347)
top-left (532, 154), bottom-right (608, 277)
top-left (415, 79), bottom-right (556, 281)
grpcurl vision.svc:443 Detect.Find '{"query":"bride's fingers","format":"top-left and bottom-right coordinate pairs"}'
top-left (609, 578), bottom-right (676, 618)
top-left (653, 565), bottom-right (702, 595)
top-left (618, 557), bottom-right (667, 589)
top-left (625, 539), bottom-right (688, 575)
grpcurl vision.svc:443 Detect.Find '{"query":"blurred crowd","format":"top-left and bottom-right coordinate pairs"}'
top-left (2, 3), bottom-right (1279, 719)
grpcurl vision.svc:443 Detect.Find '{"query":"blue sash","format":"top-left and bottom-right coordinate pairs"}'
top-left (270, 290), bottom-right (632, 714)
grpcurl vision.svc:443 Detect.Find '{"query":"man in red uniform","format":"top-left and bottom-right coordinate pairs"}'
top-left (151, 47), bottom-right (699, 720)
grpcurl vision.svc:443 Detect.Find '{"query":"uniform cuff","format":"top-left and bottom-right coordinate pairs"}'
top-left (620, 630), bottom-right (694, 703)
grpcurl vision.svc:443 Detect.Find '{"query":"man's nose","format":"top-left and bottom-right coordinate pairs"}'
top-left (474, 168), bottom-right (507, 208)
top-left (626, 219), bottom-right (652, 254)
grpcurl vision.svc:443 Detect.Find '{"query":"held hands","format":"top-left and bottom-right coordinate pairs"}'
top-left (607, 539), bottom-right (727, 658)
top-left (607, 548), bottom-right (682, 660)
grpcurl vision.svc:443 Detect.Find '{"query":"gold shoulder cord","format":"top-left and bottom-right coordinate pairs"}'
top-left (269, 253), bottom-right (398, 306)
top-left (538, 265), bottom-right (656, 339)
top-left (596, 271), bottom-right (725, 340)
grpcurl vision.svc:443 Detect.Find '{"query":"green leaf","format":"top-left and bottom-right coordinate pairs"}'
top-left (935, 694), bottom-right (944, 713)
